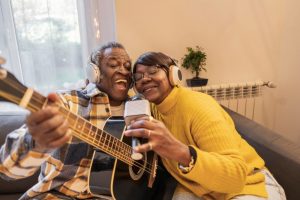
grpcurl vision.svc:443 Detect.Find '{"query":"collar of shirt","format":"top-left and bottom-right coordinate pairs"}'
top-left (82, 83), bottom-right (102, 97)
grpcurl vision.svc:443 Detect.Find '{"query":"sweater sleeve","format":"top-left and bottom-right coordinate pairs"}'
top-left (0, 126), bottom-right (50, 181)
top-left (178, 96), bottom-right (248, 194)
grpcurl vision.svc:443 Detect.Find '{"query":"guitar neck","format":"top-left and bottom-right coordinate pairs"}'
top-left (0, 70), bottom-right (134, 165)
top-left (35, 92), bottom-right (134, 165)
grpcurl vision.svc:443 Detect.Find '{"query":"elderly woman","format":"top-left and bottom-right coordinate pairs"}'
top-left (124, 52), bottom-right (286, 200)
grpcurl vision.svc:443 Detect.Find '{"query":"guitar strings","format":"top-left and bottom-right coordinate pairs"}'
top-left (1, 77), bottom-right (156, 175)
top-left (54, 103), bottom-right (156, 174)
top-left (25, 91), bottom-right (156, 175)
top-left (2, 78), bottom-right (156, 175)
top-left (35, 99), bottom-right (156, 175)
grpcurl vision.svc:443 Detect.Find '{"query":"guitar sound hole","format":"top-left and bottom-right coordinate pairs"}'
top-left (132, 160), bottom-right (144, 174)
top-left (129, 153), bottom-right (147, 180)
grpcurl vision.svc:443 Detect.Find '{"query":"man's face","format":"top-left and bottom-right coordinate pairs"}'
top-left (97, 47), bottom-right (132, 106)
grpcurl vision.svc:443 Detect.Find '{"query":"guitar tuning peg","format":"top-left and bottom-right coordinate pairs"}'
top-left (0, 56), bottom-right (6, 65)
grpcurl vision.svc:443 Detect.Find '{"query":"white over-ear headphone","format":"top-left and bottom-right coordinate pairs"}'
top-left (86, 57), bottom-right (101, 83)
top-left (132, 64), bottom-right (182, 94)
top-left (168, 64), bottom-right (182, 86)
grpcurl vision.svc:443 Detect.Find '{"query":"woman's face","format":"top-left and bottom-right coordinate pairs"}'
top-left (134, 64), bottom-right (173, 104)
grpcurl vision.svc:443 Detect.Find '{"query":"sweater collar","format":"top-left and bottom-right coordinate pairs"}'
top-left (156, 86), bottom-right (179, 114)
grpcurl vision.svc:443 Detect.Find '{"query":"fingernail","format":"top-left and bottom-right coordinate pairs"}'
top-left (127, 125), bottom-right (131, 129)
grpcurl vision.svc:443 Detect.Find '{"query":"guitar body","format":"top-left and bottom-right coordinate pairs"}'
top-left (89, 117), bottom-right (177, 200)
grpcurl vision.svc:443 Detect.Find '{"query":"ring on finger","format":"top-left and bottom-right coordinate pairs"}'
top-left (149, 116), bottom-right (153, 122)
top-left (149, 142), bottom-right (153, 151)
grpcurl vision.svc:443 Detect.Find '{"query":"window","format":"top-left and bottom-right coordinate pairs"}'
top-left (4, 0), bottom-right (84, 93)
top-left (0, 0), bottom-right (116, 112)
top-left (11, 0), bottom-right (84, 92)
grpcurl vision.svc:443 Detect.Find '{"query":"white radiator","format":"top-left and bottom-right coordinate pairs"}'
top-left (190, 81), bottom-right (276, 120)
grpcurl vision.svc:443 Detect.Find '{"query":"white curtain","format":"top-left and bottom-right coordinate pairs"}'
top-left (11, 0), bottom-right (84, 92)
top-left (0, 0), bottom-right (116, 112)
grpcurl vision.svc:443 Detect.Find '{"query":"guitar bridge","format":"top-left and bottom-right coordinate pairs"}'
top-left (148, 152), bottom-right (158, 188)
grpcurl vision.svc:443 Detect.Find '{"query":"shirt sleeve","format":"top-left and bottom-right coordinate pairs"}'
top-left (0, 92), bottom-right (76, 181)
top-left (0, 125), bottom-right (50, 181)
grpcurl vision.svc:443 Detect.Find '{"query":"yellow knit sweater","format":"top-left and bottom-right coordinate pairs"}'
top-left (151, 86), bottom-right (267, 200)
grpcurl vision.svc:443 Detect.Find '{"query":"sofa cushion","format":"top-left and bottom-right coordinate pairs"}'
top-left (224, 107), bottom-right (300, 200)
top-left (0, 112), bottom-right (27, 144)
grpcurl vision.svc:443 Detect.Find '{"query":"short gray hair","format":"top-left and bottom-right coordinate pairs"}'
top-left (89, 42), bottom-right (125, 67)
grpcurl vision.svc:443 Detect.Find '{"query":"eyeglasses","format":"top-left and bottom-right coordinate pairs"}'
top-left (133, 65), bottom-right (163, 82)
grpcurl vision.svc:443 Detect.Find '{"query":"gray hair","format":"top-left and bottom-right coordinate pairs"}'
top-left (89, 42), bottom-right (125, 67)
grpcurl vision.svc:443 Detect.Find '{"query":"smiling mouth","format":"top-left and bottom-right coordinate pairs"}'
top-left (143, 86), bottom-right (156, 93)
top-left (115, 79), bottom-right (128, 90)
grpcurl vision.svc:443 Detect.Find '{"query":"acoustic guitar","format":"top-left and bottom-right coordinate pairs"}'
top-left (0, 63), bottom-right (176, 200)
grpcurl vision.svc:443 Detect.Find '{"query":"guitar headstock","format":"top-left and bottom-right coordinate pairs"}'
top-left (0, 57), bottom-right (28, 105)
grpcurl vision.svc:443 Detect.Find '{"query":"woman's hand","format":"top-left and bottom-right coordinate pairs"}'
top-left (124, 116), bottom-right (191, 166)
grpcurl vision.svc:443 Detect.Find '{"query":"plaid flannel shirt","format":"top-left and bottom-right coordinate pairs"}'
top-left (0, 84), bottom-right (116, 199)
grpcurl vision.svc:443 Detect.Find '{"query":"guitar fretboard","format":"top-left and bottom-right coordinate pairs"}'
top-left (0, 81), bottom-right (135, 166)
top-left (57, 106), bottom-right (134, 166)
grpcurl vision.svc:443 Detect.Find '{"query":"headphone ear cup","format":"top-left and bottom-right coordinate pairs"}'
top-left (169, 65), bottom-right (182, 86)
top-left (86, 62), bottom-right (101, 83)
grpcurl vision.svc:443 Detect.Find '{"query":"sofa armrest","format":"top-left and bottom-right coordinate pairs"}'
top-left (224, 107), bottom-right (300, 200)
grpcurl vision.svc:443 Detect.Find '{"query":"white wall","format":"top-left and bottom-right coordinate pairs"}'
top-left (115, 0), bottom-right (300, 142)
